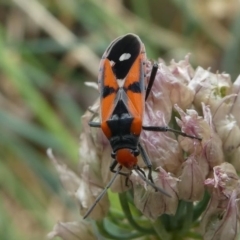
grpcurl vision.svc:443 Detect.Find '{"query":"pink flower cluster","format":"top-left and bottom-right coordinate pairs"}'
top-left (48, 55), bottom-right (240, 240)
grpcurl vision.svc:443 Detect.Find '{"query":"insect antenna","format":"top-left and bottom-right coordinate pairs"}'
top-left (133, 165), bottom-right (171, 198)
top-left (145, 63), bottom-right (158, 101)
top-left (83, 165), bottom-right (122, 219)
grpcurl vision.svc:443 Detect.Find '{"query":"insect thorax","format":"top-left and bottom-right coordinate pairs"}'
top-left (106, 99), bottom-right (140, 153)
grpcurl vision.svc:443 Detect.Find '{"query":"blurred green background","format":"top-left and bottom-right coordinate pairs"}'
top-left (0, 0), bottom-right (240, 239)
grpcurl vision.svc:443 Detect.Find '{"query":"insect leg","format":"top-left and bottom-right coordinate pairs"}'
top-left (142, 126), bottom-right (202, 141)
top-left (88, 109), bottom-right (101, 128)
top-left (133, 165), bottom-right (171, 197)
top-left (136, 165), bottom-right (147, 179)
top-left (89, 121), bottom-right (101, 127)
top-left (145, 63), bottom-right (158, 101)
top-left (138, 143), bottom-right (154, 183)
top-left (87, 106), bottom-right (97, 114)
top-left (125, 176), bottom-right (133, 188)
top-left (110, 159), bottom-right (130, 177)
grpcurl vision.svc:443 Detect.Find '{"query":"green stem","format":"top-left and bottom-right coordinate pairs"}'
top-left (178, 202), bottom-right (193, 236)
top-left (118, 192), bottom-right (155, 234)
top-left (152, 218), bottom-right (171, 240)
top-left (193, 191), bottom-right (210, 222)
top-left (107, 211), bottom-right (130, 230)
top-left (96, 220), bottom-right (141, 240)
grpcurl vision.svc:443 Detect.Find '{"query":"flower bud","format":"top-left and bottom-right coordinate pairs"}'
top-left (141, 128), bottom-right (183, 174)
top-left (143, 76), bottom-right (183, 175)
top-left (229, 146), bottom-right (240, 172)
top-left (168, 54), bottom-right (195, 84)
top-left (175, 104), bottom-right (224, 170)
top-left (175, 104), bottom-right (203, 146)
top-left (48, 149), bottom-right (81, 196)
top-left (76, 164), bottom-right (109, 220)
top-left (144, 56), bottom-right (195, 126)
top-left (189, 67), bottom-right (232, 114)
top-left (205, 162), bottom-right (239, 197)
top-left (47, 221), bottom-right (95, 240)
top-left (201, 190), bottom-right (239, 240)
top-left (231, 75), bottom-right (240, 126)
top-left (178, 155), bottom-right (205, 201)
top-left (215, 114), bottom-right (240, 154)
top-left (144, 61), bottom-right (172, 123)
top-left (148, 56), bottom-right (195, 111)
top-left (201, 163), bottom-right (240, 240)
top-left (48, 149), bottom-right (109, 220)
top-left (132, 168), bottom-right (179, 220)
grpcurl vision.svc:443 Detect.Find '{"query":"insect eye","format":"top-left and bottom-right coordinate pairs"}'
top-left (111, 151), bottom-right (116, 159)
top-left (132, 149), bottom-right (139, 157)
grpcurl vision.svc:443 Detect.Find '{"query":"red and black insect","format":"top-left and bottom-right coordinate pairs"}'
top-left (84, 34), bottom-right (201, 219)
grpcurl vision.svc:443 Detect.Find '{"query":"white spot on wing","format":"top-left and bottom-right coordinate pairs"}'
top-left (119, 53), bottom-right (131, 61)
top-left (117, 79), bottom-right (126, 87)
